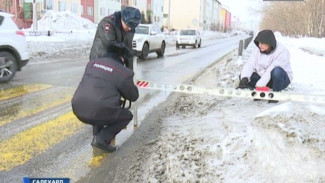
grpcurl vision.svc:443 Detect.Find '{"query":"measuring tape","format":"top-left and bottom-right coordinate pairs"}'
top-left (136, 80), bottom-right (325, 104)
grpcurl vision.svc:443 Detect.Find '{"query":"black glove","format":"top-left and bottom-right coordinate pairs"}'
top-left (237, 77), bottom-right (249, 89)
top-left (130, 49), bottom-right (142, 57)
top-left (124, 58), bottom-right (133, 69)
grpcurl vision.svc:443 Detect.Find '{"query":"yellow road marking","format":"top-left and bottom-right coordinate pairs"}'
top-left (0, 84), bottom-right (53, 101)
top-left (0, 89), bottom-right (74, 127)
top-left (88, 153), bottom-right (108, 168)
top-left (0, 112), bottom-right (84, 171)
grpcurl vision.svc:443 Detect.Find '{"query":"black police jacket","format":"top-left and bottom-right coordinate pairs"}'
top-left (89, 12), bottom-right (134, 60)
top-left (71, 54), bottom-right (139, 121)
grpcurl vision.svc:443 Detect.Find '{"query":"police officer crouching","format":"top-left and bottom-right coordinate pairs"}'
top-left (71, 43), bottom-right (139, 152)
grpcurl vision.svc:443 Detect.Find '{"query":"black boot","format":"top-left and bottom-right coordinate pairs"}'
top-left (91, 135), bottom-right (116, 152)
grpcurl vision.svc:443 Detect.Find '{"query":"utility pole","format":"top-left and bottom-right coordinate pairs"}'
top-left (32, 0), bottom-right (37, 31)
top-left (168, 0), bottom-right (170, 31)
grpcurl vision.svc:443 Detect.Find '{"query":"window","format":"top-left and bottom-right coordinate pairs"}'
top-left (100, 8), bottom-right (106, 16)
top-left (58, 1), bottom-right (66, 12)
top-left (19, 0), bottom-right (24, 7)
top-left (135, 26), bottom-right (149, 34)
top-left (180, 30), bottom-right (195, 35)
top-left (45, 0), bottom-right (54, 10)
top-left (87, 6), bottom-right (93, 16)
top-left (81, 5), bottom-right (84, 15)
top-left (153, 26), bottom-right (161, 33)
top-left (71, 3), bottom-right (78, 14)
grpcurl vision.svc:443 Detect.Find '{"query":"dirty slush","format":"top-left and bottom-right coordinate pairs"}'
top-left (106, 51), bottom-right (325, 183)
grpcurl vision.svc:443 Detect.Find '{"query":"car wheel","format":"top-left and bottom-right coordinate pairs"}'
top-left (176, 42), bottom-right (180, 49)
top-left (0, 51), bottom-right (18, 83)
top-left (193, 40), bottom-right (197, 48)
top-left (140, 42), bottom-right (149, 59)
top-left (157, 41), bottom-right (165, 57)
top-left (198, 40), bottom-right (201, 48)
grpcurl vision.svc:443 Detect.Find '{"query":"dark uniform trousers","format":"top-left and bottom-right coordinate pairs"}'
top-left (93, 108), bottom-right (133, 140)
top-left (77, 108), bottom-right (133, 142)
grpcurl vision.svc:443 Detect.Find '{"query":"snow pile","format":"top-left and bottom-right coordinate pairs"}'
top-left (25, 10), bottom-right (96, 62)
top-left (25, 10), bottom-right (231, 62)
top-left (30, 10), bottom-right (97, 32)
top-left (275, 32), bottom-right (325, 57)
top-left (139, 37), bottom-right (325, 182)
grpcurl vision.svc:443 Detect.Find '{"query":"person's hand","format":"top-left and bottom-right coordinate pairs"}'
top-left (237, 77), bottom-right (249, 89)
top-left (130, 49), bottom-right (141, 57)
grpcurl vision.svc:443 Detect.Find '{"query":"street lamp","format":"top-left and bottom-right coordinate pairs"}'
top-left (168, 0), bottom-right (170, 31)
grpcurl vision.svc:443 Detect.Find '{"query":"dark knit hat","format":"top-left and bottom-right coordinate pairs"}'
top-left (254, 30), bottom-right (277, 51)
top-left (121, 7), bottom-right (141, 29)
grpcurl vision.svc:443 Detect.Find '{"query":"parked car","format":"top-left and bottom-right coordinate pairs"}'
top-left (132, 24), bottom-right (166, 59)
top-left (176, 29), bottom-right (202, 49)
top-left (0, 12), bottom-right (29, 83)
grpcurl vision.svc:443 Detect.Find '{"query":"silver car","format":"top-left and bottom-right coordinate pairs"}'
top-left (132, 24), bottom-right (166, 59)
top-left (176, 29), bottom-right (202, 49)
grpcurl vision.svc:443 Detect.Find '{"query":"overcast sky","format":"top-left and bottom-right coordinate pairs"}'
top-left (219, 0), bottom-right (263, 22)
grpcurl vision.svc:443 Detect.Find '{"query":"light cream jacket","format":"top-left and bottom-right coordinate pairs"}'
top-left (241, 43), bottom-right (293, 87)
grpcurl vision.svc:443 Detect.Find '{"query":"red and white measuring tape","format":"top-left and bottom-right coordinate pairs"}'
top-left (136, 80), bottom-right (325, 104)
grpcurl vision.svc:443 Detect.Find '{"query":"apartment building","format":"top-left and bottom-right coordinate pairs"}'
top-left (94, 0), bottom-right (121, 23)
top-left (163, 0), bottom-right (224, 31)
top-left (94, 0), bottom-right (165, 28)
top-left (221, 5), bottom-right (231, 32)
top-left (0, 0), bottom-right (31, 28)
top-left (1, 0), bottom-right (173, 29)
top-left (148, 0), bottom-right (163, 28)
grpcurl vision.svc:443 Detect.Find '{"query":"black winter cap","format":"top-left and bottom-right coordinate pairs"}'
top-left (254, 30), bottom-right (277, 51)
top-left (121, 7), bottom-right (141, 29)
top-left (107, 42), bottom-right (130, 61)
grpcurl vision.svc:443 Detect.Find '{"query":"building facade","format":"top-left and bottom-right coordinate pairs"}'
top-left (148, 0), bottom-right (163, 28)
top-left (1, 0), bottom-right (229, 31)
top-left (163, 0), bottom-right (223, 31)
top-left (221, 6), bottom-right (231, 32)
top-left (0, 0), bottom-right (32, 28)
top-left (94, 0), bottom-right (121, 23)
top-left (80, 0), bottom-right (94, 22)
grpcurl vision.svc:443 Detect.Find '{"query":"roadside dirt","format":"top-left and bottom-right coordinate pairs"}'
top-left (77, 52), bottom-right (240, 183)
top-left (78, 47), bottom-right (325, 183)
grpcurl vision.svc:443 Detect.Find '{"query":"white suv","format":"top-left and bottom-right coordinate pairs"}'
top-left (0, 12), bottom-right (29, 82)
top-left (176, 29), bottom-right (202, 49)
top-left (132, 24), bottom-right (166, 59)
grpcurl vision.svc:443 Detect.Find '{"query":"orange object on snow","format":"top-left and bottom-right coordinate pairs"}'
top-left (256, 87), bottom-right (270, 92)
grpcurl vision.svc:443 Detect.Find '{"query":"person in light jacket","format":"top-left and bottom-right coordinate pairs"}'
top-left (237, 30), bottom-right (293, 102)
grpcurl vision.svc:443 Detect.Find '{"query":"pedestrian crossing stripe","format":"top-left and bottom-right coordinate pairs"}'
top-left (0, 84), bottom-right (53, 101)
top-left (0, 87), bottom-right (74, 127)
top-left (0, 111), bottom-right (85, 171)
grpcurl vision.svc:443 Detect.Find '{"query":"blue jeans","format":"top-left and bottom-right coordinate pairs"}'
top-left (246, 67), bottom-right (290, 91)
